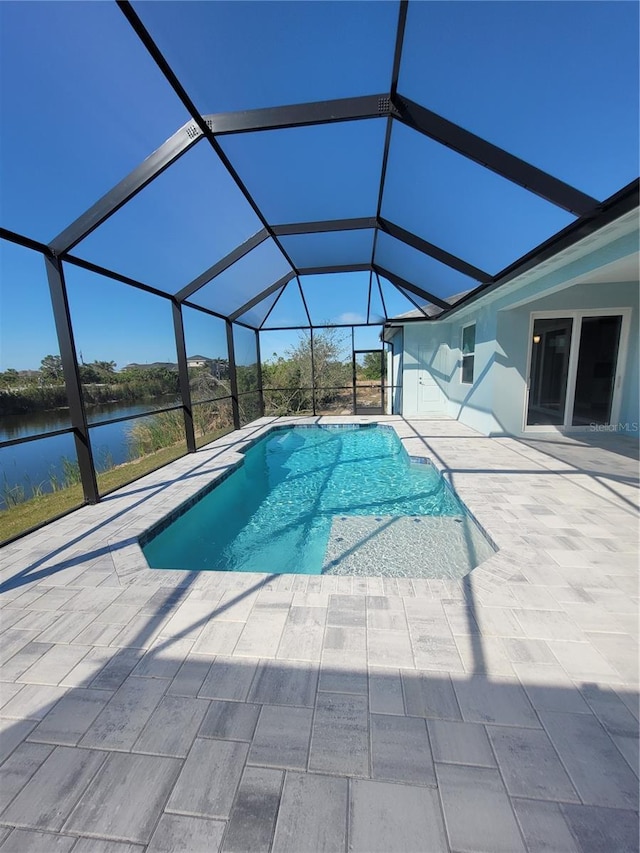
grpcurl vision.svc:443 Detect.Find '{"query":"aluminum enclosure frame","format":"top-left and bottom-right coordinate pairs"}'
top-left (1, 0), bottom-right (637, 537)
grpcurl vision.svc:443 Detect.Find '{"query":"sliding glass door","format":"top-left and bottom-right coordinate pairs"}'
top-left (525, 310), bottom-right (628, 430)
top-left (527, 317), bottom-right (573, 426)
top-left (571, 315), bottom-right (622, 426)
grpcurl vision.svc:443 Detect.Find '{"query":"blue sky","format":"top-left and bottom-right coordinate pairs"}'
top-left (1, 1), bottom-right (638, 371)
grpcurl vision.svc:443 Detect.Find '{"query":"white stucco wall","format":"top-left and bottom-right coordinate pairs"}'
top-left (397, 222), bottom-right (639, 436)
top-left (493, 280), bottom-right (639, 434)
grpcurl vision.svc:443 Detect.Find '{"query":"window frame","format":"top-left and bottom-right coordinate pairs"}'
top-left (460, 322), bottom-right (476, 385)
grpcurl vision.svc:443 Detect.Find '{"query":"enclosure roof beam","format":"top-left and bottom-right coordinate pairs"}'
top-left (1, 227), bottom-right (53, 257)
top-left (375, 272), bottom-right (388, 321)
top-left (298, 263), bottom-right (371, 276)
top-left (438, 178), bottom-right (640, 319)
top-left (378, 218), bottom-right (492, 282)
top-left (228, 271), bottom-right (296, 321)
top-left (272, 216), bottom-right (490, 282)
top-left (202, 94), bottom-right (387, 135)
top-left (181, 298), bottom-right (255, 330)
top-left (272, 218), bottom-right (377, 236)
top-left (393, 96), bottom-right (599, 216)
top-left (50, 122), bottom-right (204, 257)
top-left (296, 276), bottom-right (313, 327)
top-left (258, 283), bottom-right (287, 330)
top-left (64, 254), bottom-right (175, 302)
top-left (370, 1), bottom-right (408, 272)
top-left (118, 1), bottom-right (299, 288)
top-left (175, 228), bottom-right (270, 302)
top-left (388, 280), bottom-right (431, 318)
top-left (373, 265), bottom-right (450, 310)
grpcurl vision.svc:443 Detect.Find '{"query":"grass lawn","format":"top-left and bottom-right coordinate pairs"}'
top-left (1, 443), bottom-right (187, 543)
top-left (1, 425), bottom-right (238, 543)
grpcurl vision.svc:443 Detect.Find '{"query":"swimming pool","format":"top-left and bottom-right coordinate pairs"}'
top-left (141, 425), bottom-right (495, 577)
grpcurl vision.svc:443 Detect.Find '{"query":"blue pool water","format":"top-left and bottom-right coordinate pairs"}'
top-left (142, 425), bottom-right (469, 575)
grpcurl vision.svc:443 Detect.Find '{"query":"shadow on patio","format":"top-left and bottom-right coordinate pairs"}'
top-left (0, 569), bottom-right (638, 853)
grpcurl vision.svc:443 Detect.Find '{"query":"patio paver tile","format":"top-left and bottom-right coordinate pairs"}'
top-left (235, 612), bottom-right (289, 658)
top-left (248, 660), bottom-right (318, 707)
top-left (349, 778), bottom-right (447, 853)
top-left (64, 752), bottom-right (182, 844)
top-left (133, 695), bottom-right (209, 757)
top-left (191, 621), bottom-right (244, 656)
top-left (436, 763), bottom-right (526, 853)
top-left (318, 661), bottom-right (368, 695)
top-left (35, 613), bottom-right (96, 644)
top-left (166, 738), bottom-right (248, 820)
top-left (411, 631), bottom-right (466, 672)
top-left (0, 829), bottom-right (77, 852)
top-left (486, 725), bottom-right (580, 802)
top-left (368, 666), bottom-right (404, 715)
top-left (79, 676), bottom-right (168, 751)
top-left (0, 742), bottom-right (54, 813)
top-left (17, 644), bottom-right (91, 686)
top-left (511, 799), bottom-right (580, 853)
top-left (370, 713), bottom-right (435, 785)
top-left (367, 628), bottom-right (414, 668)
top-left (541, 710), bottom-right (639, 809)
top-left (427, 718), bottom-right (496, 767)
top-left (198, 656), bottom-right (258, 702)
top-left (198, 699), bottom-right (260, 742)
top-left (147, 814), bottom-right (226, 853)
top-left (221, 766), bottom-right (283, 853)
top-left (561, 804), bottom-right (640, 853)
top-left (276, 607), bottom-right (326, 662)
top-left (547, 639), bottom-right (627, 681)
top-left (166, 654), bottom-right (212, 698)
top-left (585, 631), bottom-right (639, 682)
top-left (401, 670), bottom-right (462, 720)
top-left (89, 648), bottom-right (144, 691)
top-left (27, 688), bottom-right (111, 746)
top-left (131, 638), bottom-right (194, 680)
top-left (271, 771), bottom-right (347, 853)
top-left (0, 685), bottom-right (67, 723)
top-left (309, 692), bottom-right (369, 777)
top-left (453, 675), bottom-right (540, 727)
top-left (0, 643), bottom-right (54, 683)
top-left (247, 704), bottom-right (313, 771)
top-left (0, 717), bottom-right (36, 764)
top-left (1, 745), bottom-right (107, 831)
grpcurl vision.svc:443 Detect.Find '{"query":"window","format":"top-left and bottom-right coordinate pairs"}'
top-left (461, 324), bottom-right (475, 384)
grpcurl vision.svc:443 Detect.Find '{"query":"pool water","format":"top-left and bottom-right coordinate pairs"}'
top-left (142, 425), bottom-right (493, 575)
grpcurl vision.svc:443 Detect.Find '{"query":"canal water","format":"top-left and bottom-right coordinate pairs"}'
top-left (0, 398), bottom-right (176, 507)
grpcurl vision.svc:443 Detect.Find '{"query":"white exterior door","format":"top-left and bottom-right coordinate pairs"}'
top-left (418, 347), bottom-right (445, 413)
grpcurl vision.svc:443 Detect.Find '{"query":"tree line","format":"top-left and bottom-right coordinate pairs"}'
top-left (1, 331), bottom-right (382, 417)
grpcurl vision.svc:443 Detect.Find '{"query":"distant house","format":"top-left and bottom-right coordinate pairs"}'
top-left (187, 356), bottom-right (209, 368)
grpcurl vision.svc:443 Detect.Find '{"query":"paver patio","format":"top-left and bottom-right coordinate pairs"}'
top-left (0, 416), bottom-right (638, 853)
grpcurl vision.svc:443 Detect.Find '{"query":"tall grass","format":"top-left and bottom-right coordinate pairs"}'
top-left (127, 402), bottom-right (236, 454)
top-left (0, 394), bottom-right (236, 510)
top-left (1, 454), bottom-right (84, 509)
top-left (127, 410), bottom-right (185, 457)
